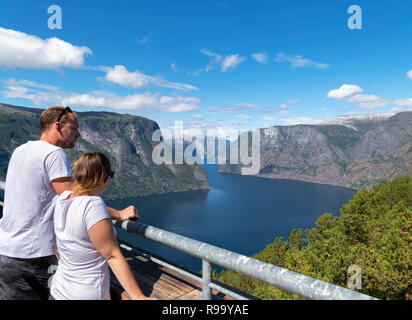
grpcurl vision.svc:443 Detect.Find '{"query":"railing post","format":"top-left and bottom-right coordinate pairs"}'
top-left (114, 220), bottom-right (378, 300)
top-left (202, 259), bottom-right (212, 300)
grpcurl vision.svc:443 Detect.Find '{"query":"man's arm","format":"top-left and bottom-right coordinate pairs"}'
top-left (51, 177), bottom-right (73, 195)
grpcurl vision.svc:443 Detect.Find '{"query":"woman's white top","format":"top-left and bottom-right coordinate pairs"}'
top-left (51, 191), bottom-right (111, 300)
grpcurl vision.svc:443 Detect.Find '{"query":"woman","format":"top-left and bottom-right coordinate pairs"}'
top-left (50, 152), bottom-right (155, 300)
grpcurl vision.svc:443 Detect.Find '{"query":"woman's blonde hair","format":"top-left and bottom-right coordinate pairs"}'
top-left (72, 152), bottom-right (112, 195)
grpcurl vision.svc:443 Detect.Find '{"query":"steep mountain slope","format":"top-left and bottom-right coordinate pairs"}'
top-left (220, 112), bottom-right (412, 189)
top-left (0, 103), bottom-right (210, 200)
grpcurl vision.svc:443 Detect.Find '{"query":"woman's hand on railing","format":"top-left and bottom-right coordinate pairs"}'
top-left (119, 205), bottom-right (139, 221)
top-left (108, 205), bottom-right (139, 221)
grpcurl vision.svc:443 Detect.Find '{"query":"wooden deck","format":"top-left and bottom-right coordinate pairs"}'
top-left (110, 242), bottom-right (239, 300)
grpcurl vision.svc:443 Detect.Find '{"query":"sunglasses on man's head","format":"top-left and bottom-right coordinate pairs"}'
top-left (56, 106), bottom-right (73, 122)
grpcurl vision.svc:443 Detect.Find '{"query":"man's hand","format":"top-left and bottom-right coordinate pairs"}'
top-left (108, 206), bottom-right (139, 221)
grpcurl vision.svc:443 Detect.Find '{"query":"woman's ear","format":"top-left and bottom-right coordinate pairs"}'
top-left (104, 175), bottom-right (111, 185)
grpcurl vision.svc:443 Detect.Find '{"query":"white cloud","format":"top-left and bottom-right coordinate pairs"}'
top-left (393, 98), bottom-right (412, 107)
top-left (327, 84), bottom-right (394, 110)
top-left (0, 27), bottom-right (91, 69)
top-left (211, 103), bottom-right (260, 113)
top-left (279, 99), bottom-right (300, 110)
top-left (251, 53), bottom-right (268, 64)
top-left (158, 95), bottom-right (201, 112)
top-left (103, 65), bottom-right (151, 88)
top-left (192, 49), bottom-right (246, 74)
top-left (407, 69), bottom-right (412, 80)
top-left (60, 93), bottom-right (110, 109)
top-left (275, 53), bottom-right (329, 69)
top-left (262, 115), bottom-right (276, 121)
top-left (157, 118), bottom-right (243, 142)
top-left (236, 114), bottom-right (252, 120)
top-left (102, 65), bottom-right (198, 91)
top-left (347, 94), bottom-right (391, 109)
top-left (3, 85), bottom-right (31, 99)
top-left (2, 78), bottom-right (59, 91)
top-left (192, 114), bottom-right (204, 120)
top-left (280, 117), bottom-right (323, 125)
top-left (1, 79), bottom-right (200, 112)
top-left (199, 49), bottom-right (220, 73)
top-left (221, 54), bottom-right (246, 72)
top-left (327, 84), bottom-right (364, 100)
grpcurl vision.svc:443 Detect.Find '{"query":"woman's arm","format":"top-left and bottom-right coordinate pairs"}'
top-left (88, 218), bottom-right (155, 300)
top-left (107, 206), bottom-right (139, 221)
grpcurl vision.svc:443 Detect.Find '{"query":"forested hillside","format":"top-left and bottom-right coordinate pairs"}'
top-left (0, 103), bottom-right (210, 200)
top-left (216, 176), bottom-right (412, 300)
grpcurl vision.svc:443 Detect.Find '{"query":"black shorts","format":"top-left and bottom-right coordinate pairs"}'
top-left (0, 254), bottom-right (58, 300)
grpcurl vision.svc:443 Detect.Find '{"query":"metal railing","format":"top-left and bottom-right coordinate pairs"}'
top-left (0, 180), bottom-right (378, 300)
top-left (112, 219), bottom-right (377, 300)
top-left (0, 181), bottom-right (4, 207)
top-left (116, 240), bottom-right (256, 300)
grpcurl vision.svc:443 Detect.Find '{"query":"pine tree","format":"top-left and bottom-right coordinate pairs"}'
top-left (217, 176), bottom-right (412, 300)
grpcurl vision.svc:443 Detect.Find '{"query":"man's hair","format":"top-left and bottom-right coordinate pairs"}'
top-left (72, 152), bottom-right (111, 196)
top-left (39, 106), bottom-right (74, 132)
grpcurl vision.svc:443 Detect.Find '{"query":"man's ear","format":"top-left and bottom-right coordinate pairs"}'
top-left (55, 122), bottom-right (63, 133)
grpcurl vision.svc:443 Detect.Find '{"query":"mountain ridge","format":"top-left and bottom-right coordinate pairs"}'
top-left (0, 103), bottom-right (211, 200)
top-left (219, 111), bottom-right (412, 189)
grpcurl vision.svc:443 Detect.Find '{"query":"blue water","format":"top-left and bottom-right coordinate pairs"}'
top-left (106, 165), bottom-right (356, 272)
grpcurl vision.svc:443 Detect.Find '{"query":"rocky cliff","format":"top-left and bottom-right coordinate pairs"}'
top-left (220, 112), bottom-right (412, 189)
top-left (0, 103), bottom-right (210, 200)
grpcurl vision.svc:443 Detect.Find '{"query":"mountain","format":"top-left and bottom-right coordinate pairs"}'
top-left (219, 112), bottom-right (412, 189)
top-left (0, 103), bottom-right (210, 200)
top-left (171, 136), bottom-right (231, 164)
top-left (317, 112), bottom-right (395, 132)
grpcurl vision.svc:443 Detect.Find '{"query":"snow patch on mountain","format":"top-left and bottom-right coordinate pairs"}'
top-left (317, 112), bottom-right (395, 131)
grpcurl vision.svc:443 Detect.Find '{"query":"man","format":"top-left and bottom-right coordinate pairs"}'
top-left (0, 106), bottom-right (138, 300)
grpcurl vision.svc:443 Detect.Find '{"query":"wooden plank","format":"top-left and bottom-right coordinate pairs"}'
top-left (131, 262), bottom-right (201, 293)
top-left (175, 289), bottom-right (203, 300)
top-left (110, 245), bottom-right (240, 300)
top-left (126, 255), bottom-right (199, 290)
top-left (111, 263), bottom-right (196, 300)
top-left (128, 264), bottom-right (193, 298)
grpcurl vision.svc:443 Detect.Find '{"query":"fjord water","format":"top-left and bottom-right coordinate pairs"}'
top-left (107, 165), bottom-right (356, 272)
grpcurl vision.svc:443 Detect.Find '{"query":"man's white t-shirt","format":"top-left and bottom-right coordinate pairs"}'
top-left (0, 140), bottom-right (72, 258)
top-left (51, 191), bottom-right (111, 300)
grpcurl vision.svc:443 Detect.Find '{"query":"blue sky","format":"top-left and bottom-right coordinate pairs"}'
top-left (0, 0), bottom-right (411, 138)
